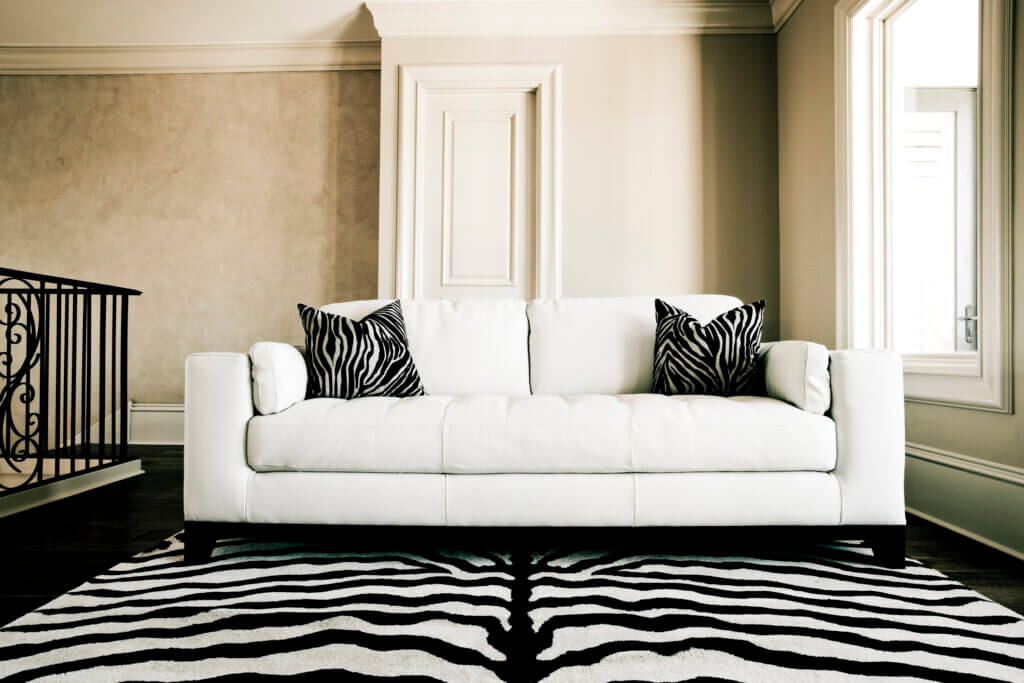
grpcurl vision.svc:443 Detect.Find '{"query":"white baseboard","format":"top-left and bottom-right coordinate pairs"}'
top-left (906, 505), bottom-right (1024, 562)
top-left (77, 402), bottom-right (183, 446)
top-left (0, 401), bottom-right (177, 516)
top-left (905, 442), bottom-right (1024, 560)
top-left (0, 460), bottom-right (143, 519)
top-left (129, 403), bottom-right (184, 445)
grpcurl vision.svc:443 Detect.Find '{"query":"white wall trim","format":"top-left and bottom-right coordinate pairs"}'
top-left (906, 442), bottom-right (1024, 560)
top-left (834, 0), bottom-right (1014, 413)
top-left (906, 441), bottom-right (1024, 488)
top-left (367, 0), bottom-right (776, 36)
top-left (0, 40), bottom-right (381, 75)
top-left (906, 506), bottom-right (1024, 563)
top-left (78, 402), bottom-right (183, 447)
top-left (0, 460), bottom-right (143, 520)
top-left (771, 0), bottom-right (805, 30)
top-left (129, 403), bottom-right (184, 445)
top-left (389, 63), bottom-right (563, 299)
top-left (833, 0), bottom-right (859, 354)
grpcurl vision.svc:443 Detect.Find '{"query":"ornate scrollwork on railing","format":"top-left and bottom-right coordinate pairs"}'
top-left (0, 276), bottom-right (44, 490)
top-left (0, 267), bottom-right (140, 498)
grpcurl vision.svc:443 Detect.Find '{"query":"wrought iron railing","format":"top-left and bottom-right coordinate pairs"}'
top-left (0, 267), bottom-right (141, 496)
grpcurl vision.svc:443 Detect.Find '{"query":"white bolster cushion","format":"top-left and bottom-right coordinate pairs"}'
top-left (249, 342), bottom-right (307, 415)
top-left (761, 340), bottom-right (831, 415)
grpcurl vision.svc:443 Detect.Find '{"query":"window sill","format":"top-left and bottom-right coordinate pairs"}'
top-left (902, 352), bottom-right (980, 378)
top-left (904, 365), bottom-right (1011, 413)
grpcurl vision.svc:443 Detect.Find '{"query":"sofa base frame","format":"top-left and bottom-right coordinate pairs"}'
top-left (183, 521), bottom-right (907, 568)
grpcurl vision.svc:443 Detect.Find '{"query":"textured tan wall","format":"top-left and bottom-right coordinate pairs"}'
top-left (0, 71), bottom-right (381, 404)
top-left (776, 0), bottom-right (835, 348)
top-left (777, 1), bottom-right (1024, 470)
top-left (379, 35), bottom-right (781, 340)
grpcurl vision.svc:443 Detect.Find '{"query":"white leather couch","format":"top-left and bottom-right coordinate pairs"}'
top-left (184, 295), bottom-right (906, 564)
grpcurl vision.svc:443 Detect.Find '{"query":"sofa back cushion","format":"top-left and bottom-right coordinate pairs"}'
top-left (527, 295), bottom-right (744, 395)
top-left (319, 299), bottom-right (530, 396)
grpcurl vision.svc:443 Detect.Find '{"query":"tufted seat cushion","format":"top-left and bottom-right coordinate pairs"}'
top-left (247, 394), bottom-right (836, 474)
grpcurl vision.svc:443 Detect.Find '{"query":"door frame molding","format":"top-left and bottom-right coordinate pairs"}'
top-left (388, 63), bottom-right (563, 299)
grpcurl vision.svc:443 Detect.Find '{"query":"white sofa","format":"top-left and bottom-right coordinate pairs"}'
top-left (184, 295), bottom-right (906, 564)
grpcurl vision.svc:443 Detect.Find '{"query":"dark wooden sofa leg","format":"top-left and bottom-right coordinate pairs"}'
top-left (184, 522), bottom-right (216, 564)
top-left (868, 526), bottom-right (906, 568)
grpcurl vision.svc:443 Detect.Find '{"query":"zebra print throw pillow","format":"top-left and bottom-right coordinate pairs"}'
top-left (653, 298), bottom-right (765, 396)
top-left (297, 301), bottom-right (426, 399)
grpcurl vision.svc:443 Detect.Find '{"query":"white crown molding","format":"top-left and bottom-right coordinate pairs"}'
top-left (0, 40), bottom-right (381, 75)
top-left (770, 0), bottom-right (804, 30)
top-left (367, 0), bottom-right (775, 36)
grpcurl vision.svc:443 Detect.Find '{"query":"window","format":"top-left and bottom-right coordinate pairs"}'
top-left (890, 0), bottom-right (978, 356)
top-left (894, 88), bottom-right (976, 353)
top-left (836, 0), bottom-right (1013, 412)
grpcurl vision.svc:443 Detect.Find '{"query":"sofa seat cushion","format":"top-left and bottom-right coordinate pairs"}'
top-left (247, 396), bottom-right (450, 473)
top-left (248, 395), bottom-right (836, 474)
top-left (624, 395), bottom-right (835, 472)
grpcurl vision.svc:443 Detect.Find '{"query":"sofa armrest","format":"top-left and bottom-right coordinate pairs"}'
top-left (184, 352), bottom-right (254, 523)
top-left (829, 350), bottom-right (906, 525)
top-left (759, 340), bottom-right (831, 414)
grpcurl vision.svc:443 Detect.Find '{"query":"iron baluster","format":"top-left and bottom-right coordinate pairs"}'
top-left (0, 269), bottom-right (140, 496)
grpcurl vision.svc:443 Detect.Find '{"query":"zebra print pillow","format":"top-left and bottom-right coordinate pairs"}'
top-left (653, 298), bottom-right (765, 396)
top-left (297, 301), bottom-right (426, 399)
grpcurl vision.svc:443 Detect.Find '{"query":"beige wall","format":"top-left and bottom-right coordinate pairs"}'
top-left (778, 0), bottom-right (1024, 469)
top-left (0, 71), bottom-right (381, 404)
top-left (4, 37), bottom-right (782, 408)
top-left (777, 0), bottom-right (835, 348)
top-left (379, 35), bottom-right (781, 340)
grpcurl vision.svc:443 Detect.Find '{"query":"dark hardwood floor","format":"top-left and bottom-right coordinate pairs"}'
top-left (0, 446), bottom-right (184, 626)
top-left (1, 445), bottom-right (1022, 626)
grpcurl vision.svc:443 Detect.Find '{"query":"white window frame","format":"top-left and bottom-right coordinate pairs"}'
top-left (834, 0), bottom-right (1014, 413)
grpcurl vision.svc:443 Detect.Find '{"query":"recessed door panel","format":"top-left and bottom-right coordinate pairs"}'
top-left (421, 90), bottom-right (535, 299)
top-left (443, 111), bottom-right (515, 286)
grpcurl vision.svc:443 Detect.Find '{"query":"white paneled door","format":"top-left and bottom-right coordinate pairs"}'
top-left (422, 91), bottom-right (535, 299)
top-left (392, 64), bottom-right (562, 300)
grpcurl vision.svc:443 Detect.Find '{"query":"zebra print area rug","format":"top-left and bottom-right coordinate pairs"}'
top-left (1, 532), bottom-right (1021, 682)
